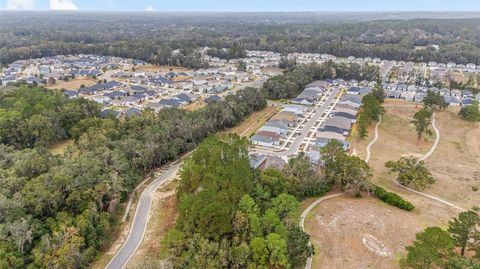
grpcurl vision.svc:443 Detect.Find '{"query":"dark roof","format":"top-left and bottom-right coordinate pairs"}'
top-left (318, 126), bottom-right (348, 135)
top-left (126, 107), bottom-right (142, 117)
top-left (205, 95), bottom-right (222, 103)
top-left (103, 91), bottom-right (126, 99)
top-left (174, 93), bottom-right (191, 102)
top-left (130, 85), bottom-right (148, 93)
top-left (100, 109), bottom-right (120, 118)
top-left (332, 112), bottom-right (356, 120)
top-left (159, 99), bottom-right (181, 107)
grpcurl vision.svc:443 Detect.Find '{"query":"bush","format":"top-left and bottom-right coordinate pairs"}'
top-left (374, 185), bottom-right (415, 211)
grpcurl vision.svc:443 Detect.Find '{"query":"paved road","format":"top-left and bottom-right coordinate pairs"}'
top-left (106, 163), bottom-right (181, 269)
top-left (253, 88), bottom-right (339, 158)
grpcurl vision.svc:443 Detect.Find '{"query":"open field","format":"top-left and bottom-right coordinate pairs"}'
top-left (305, 196), bottom-right (450, 269)
top-left (226, 105), bottom-right (282, 137)
top-left (46, 77), bottom-right (97, 90)
top-left (126, 181), bottom-right (178, 268)
top-left (423, 107), bottom-right (480, 209)
top-left (353, 100), bottom-right (479, 211)
top-left (305, 99), bottom-right (469, 268)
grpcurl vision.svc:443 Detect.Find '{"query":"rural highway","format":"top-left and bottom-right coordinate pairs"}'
top-left (105, 163), bottom-right (181, 269)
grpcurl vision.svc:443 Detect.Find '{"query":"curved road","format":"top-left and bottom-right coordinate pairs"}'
top-left (106, 163), bottom-right (181, 269)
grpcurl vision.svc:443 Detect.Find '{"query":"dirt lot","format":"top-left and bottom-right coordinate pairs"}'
top-left (226, 105), bottom-right (282, 137)
top-left (305, 196), bottom-right (449, 269)
top-left (126, 181), bottom-right (178, 268)
top-left (46, 77), bottom-right (97, 90)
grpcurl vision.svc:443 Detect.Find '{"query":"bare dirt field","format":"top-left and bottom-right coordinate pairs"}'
top-left (423, 107), bottom-right (480, 209)
top-left (305, 196), bottom-right (449, 269)
top-left (226, 105), bottom-right (281, 137)
top-left (46, 77), bottom-right (97, 90)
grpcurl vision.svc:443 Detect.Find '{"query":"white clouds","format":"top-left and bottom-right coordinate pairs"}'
top-left (6, 0), bottom-right (35, 10)
top-left (49, 0), bottom-right (78, 10)
top-left (145, 5), bottom-right (154, 11)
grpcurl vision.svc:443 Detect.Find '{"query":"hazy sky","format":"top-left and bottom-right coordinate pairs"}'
top-left (2, 0), bottom-right (480, 11)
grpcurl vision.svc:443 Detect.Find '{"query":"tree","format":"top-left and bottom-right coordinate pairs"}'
top-left (401, 227), bottom-right (454, 269)
top-left (320, 140), bottom-right (372, 195)
top-left (448, 211), bottom-right (480, 256)
top-left (459, 100), bottom-right (480, 122)
top-left (385, 157), bottom-right (435, 190)
top-left (411, 108), bottom-right (433, 143)
top-left (423, 90), bottom-right (448, 111)
top-left (287, 226), bottom-right (314, 268)
top-left (236, 60), bottom-right (247, 72)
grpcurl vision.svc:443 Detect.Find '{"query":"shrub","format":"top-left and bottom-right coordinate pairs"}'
top-left (374, 185), bottom-right (415, 211)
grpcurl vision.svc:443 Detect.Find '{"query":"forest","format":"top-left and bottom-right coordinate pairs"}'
top-left (0, 85), bottom-right (266, 268)
top-left (2, 12), bottom-right (480, 66)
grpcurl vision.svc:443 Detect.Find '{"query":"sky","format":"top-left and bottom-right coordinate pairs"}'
top-left (1, 0), bottom-right (480, 11)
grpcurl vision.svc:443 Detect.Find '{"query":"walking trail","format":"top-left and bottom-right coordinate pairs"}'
top-left (299, 111), bottom-right (465, 269)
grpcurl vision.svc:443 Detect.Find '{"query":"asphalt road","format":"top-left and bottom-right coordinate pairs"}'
top-left (261, 88), bottom-right (339, 157)
top-left (105, 163), bottom-right (180, 269)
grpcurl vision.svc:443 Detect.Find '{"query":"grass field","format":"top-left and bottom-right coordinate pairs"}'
top-left (46, 77), bottom-right (97, 90)
top-left (225, 105), bottom-right (282, 137)
top-left (422, 107), bottom-right (480, 209)
top-left (305, 99), bottom-right (474, 268)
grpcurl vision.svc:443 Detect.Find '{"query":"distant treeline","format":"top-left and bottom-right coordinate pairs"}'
top-left (2, 13), bottom-right (480, 66)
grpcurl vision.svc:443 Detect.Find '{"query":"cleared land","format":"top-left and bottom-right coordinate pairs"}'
top-left (423, 107), bottom-right (480, 209)
top-left (305, 99), bottom-right (472, 268)
top-left (305, 196), bottom-right (449, 269)
top-left (226, 105), bottom-right (282, 137)
top-left (46, 77), bottom-right (97, 90)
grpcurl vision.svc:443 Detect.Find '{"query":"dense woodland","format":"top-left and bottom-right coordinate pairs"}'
top-left (0, 85), bottom-right (266, 268)
top-left (2, 13), bottom-right (480, 66)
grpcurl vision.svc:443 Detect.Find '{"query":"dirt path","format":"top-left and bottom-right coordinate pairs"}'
top-left (367, 111), bottom-right (465, 212)
top-left (419, 112), bottom-right (439, 162)
top-left (365, 117), bottom-right (382, 163)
